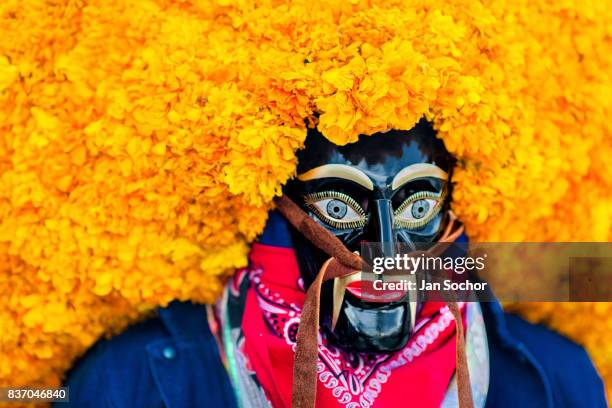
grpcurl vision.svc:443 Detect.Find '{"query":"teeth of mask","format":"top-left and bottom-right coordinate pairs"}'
top-left (410, 299), bottom-right (417, 333)
top-left (332, 270), bottom-right (361, 331)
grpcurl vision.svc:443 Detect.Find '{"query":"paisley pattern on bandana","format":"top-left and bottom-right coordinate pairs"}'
top-left (250, 266), bottom-right (462, 407)
top-left (219, 243), bottom-right (465, 408)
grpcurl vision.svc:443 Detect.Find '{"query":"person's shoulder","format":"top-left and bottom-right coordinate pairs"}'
top-left (504, 312), bottom-right (607, 407)
top-left (57, 315), bottom-right (170, 408)
top-left (504, 312), bottom-right (596, 369)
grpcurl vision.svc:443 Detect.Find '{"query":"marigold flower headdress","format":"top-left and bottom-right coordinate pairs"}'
top-left (0, 0), bottom-right (610, 397)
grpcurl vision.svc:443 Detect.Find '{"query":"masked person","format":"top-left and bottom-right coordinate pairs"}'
top-left (59, 121), bottom-right (606, 408)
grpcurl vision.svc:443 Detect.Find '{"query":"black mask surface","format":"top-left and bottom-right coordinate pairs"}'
top-left (284, 119), bottom-right (455, 353)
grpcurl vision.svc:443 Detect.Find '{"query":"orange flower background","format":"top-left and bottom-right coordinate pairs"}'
top-left (0, 0), bottom-right (610, 398)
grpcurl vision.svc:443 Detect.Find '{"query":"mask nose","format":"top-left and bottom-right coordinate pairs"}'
top-left (371, 199), bottom-right (396, 258)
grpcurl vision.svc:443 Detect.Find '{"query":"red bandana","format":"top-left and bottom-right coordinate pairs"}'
top-left (240, 243), bottom-right (465, 408)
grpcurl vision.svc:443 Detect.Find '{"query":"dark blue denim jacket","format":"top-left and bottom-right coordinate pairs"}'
top-left (59, 213), bottom-right (607, 408)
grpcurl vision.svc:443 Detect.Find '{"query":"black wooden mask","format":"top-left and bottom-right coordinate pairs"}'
top-left (284, 119), bottom-right (455, 353)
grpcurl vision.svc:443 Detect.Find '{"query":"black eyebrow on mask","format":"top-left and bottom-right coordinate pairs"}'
top-left (297, 164), bottom-right (374, 191)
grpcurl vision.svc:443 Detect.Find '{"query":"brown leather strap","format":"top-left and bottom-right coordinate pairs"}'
top-left (448, 301), bottom-right (474, 408)
top-left (274, 195), bottom-right (473, 408)
top-left (275, 196), bottom-right (362, 270)
top-left (292, 258), bottom-right (354, 408)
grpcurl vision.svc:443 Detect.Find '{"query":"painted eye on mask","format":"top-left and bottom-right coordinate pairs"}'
top-left (394, 191), bottom-right (445, 229)
top-left (304, 191), bottom-right (367, 229)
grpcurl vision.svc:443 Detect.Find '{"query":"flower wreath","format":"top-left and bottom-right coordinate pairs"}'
top-left (0, 0), bottom-right (610, 397)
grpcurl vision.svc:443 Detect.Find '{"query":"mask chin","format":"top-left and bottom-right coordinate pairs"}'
top-left (323, 290), bottom-right (414, 353)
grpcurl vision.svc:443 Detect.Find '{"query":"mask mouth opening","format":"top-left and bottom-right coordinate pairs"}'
top-left (331, 268), bottom-right (417, 334)
top-left (345, 279), bottom-right (407, 303)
